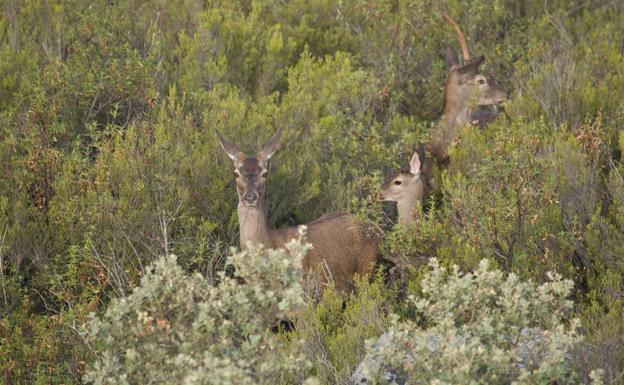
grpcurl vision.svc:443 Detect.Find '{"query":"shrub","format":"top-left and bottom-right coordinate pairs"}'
top-left (291, 274), bottom-right (392, 385)
top-left (2, 1), bottom-right (624, 383)
top-left (84, 230), bottom-right (312, 385)
top-left (353, 258), bottom-right (598, 385)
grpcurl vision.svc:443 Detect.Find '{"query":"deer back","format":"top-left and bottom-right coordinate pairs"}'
top-left (268, 213), bottom-right (382, 294)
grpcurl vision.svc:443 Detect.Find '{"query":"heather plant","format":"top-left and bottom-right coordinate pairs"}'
top-left (291, 274), bottom-right (392, 385)
top-left (2, 0), bottom-right (624, 383)
top-left (84, 229), bottom-right (312, 385)
top-left (354, 258), bottom-right (593, 385)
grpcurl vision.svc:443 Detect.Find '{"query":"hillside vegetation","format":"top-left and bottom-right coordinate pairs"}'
top-left (1, 1), bottom-right (623, 384)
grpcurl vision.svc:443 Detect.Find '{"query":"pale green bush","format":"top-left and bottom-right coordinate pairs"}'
top-left (84, 229), bottom-right (312, 385)
top-left (353, 259), bottom-right (598, 385)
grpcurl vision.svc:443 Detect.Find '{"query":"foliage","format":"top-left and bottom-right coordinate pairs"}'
top-left (84, 231), bottom-right (311, 385)
top-left (355, 259), bottom-right (591, 385)
top-left (291, 274), bottom-right (392, 384)
top-left (1, 0), bottom-right (624, 384)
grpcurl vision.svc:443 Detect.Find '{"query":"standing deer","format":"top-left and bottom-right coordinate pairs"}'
top-left (429, 13), bottom-right (508, 166)
top-left (380, 150), bottom-right (426, 227)
top-left (216, 128), bottom-right (383, 294)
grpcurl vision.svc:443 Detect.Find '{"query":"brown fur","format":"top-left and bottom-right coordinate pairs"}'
top-left (430, 57), bottom-right (507, 165)
top-left (428, 16), bottom-right (508, 168)
top-left (217, 129), bottom-right (383, 294)
top-left (270, 215), bottom-right (383, 293)
top-left (381, 152), bottom-right (426, 226)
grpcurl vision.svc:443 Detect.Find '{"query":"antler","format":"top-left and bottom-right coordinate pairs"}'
top-left (442, 12), bottom-right (470, 62)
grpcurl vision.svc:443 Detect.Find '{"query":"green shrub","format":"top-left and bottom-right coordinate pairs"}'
top-left (84, 230), bottom-right (312, 385)
top-left (355, 258), bottom-right (598, 385)
top-left (290, 274), bottom-right (392, 385)
top-left (2, 1), bottom-right (624, 383)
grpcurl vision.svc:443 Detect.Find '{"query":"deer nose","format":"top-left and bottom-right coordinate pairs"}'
top-left (243, 191), bottom-right (259, 206)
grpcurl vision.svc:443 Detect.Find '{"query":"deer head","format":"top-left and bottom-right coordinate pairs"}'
top-left (444, 52), bottom-right (507, 112)
top-left (441, 13), bottom-right (507, 126)
top-left (216, 128), bottom-right (282, 208)
top-left (381, 149), bottom-right (426, 226)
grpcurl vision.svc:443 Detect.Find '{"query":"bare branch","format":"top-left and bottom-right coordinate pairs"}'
top-left (0, 225), bottom-right (8, 313)
top-left (442, 12), bottom-right (470, 61)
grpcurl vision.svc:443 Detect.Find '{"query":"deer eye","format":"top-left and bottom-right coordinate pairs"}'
top-left (394, 180), bottom-right (402, 185)
top-left (233, 170), bottom-right (240, 177)
top-left (477, 78), bottom-right (486, 85)
top-left (261, 171), bottom-right (268, 177)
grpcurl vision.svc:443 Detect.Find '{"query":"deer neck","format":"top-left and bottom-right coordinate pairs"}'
top-left (237, 201), bottom-right (272, 249)
top-left (441, 97), bottom-right (472, 131)
top-left (397, 193), bottom-right (420, 227)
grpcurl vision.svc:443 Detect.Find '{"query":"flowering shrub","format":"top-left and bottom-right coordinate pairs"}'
top-left (84, 230), bottom-right (313, 385)
top-left (353, 259), bottom-right (598, 385)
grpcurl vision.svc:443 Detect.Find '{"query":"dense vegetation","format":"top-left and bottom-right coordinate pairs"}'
top-left (1, 0), bottom-right (623, 384)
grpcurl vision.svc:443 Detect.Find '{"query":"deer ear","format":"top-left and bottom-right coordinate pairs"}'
top-left (216, 129), bottom-right (246, 163)
top-left (257, 128), bottom-right (282, 162)
top-left (409, 151), bottom-right (422, 176)
top-left (457, 55), bottom-right (485, 80)
top-left (416, 144), bottom-right (426, 164)
top-left (444, 47), bottom-right (460, 70)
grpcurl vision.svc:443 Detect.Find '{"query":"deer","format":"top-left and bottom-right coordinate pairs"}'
top-left (216, 128), bottom-right (383, 295)
top-left (428, 13), bottom-right (508, 167)
top-left (380, 149), bottom-right (426, 227)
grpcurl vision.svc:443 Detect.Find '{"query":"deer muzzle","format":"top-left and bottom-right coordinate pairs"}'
top-left (243, 191), bottom-right (259, 206)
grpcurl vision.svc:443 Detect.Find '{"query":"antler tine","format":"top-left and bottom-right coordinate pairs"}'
top-left (442, 12), bottom-right (470, 62)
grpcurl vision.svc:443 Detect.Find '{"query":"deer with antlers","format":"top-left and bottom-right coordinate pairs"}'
top-left (428, 13), bottom-right (508, 166)
top-left (217, 128), bottom-right (383, 295)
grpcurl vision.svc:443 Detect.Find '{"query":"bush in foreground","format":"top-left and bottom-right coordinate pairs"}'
top-left (83, 229), bottom-right (314, 385)
top-left (353, 259), bottom-right (603, 385)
